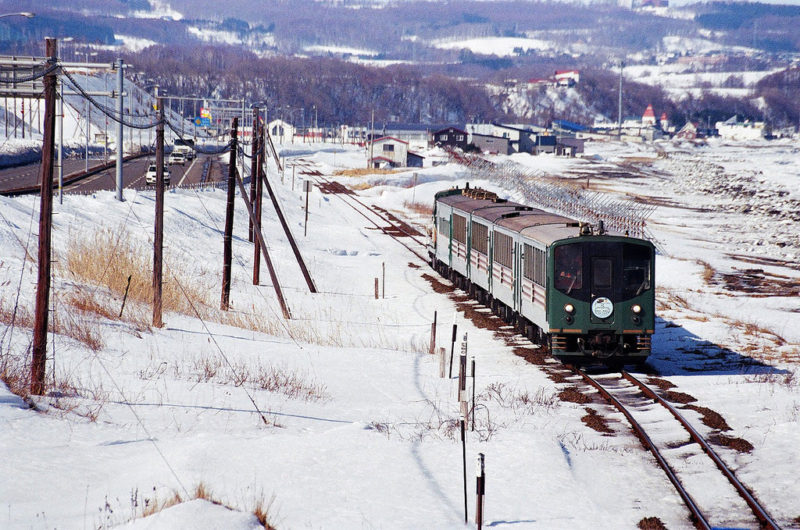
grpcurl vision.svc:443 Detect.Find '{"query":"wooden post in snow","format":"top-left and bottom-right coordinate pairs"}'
top-left (221, 117), bottom-right (238, 310)
top-left (429, 310), bottom-right (437, 354)
top-left (253, 108), bottom-right (262, 285)
top-left (152, 95), bottom-right (164, 328)
top-left (31, 38), bottom-right (58, 395)
top-left (475, 453), bottom-right (485, 529)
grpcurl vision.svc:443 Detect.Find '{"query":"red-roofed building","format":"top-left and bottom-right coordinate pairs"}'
top-left (660, 112), bottom-right (669, 131)
top-left (642, 104), bottom-right (656, 126)
top-left (554, 70), bottom-right (580, 86)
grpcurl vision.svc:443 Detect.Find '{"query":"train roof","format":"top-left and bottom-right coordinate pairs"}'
top-left (436, 186), bottom-right (643, 246)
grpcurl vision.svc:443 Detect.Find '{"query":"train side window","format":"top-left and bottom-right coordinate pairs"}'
top-left (439, 216), bottom-right (450, 237)
top-left (592, 258), bottom-right (613, 289)
top-left (472, 223), bottom-right (488, 254)
top-left (623, 244), bottom-right (651, 298)
top-left (524, 244), bottom-right (546, 286)
top-left (452, 214), bottom-right (467, 243)
top-left (534, 248), bottom-right (545, 286)
top-left (494, 232), bottom-right (512, 268)
top-left (523, 243), bottom-right (534, 280)
top-left (554, 244), bottom-right (582, 293)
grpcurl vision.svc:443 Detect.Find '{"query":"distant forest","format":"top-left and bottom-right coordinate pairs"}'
top-left (1, 0), bottom-right (798, 127)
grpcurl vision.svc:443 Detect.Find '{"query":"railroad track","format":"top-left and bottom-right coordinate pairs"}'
top-left (575, 368), bottom-right (780, 530)
top-left (307, 172), bottom-right (429, 263)
top-left (287, 161), bottom-right (781, 528)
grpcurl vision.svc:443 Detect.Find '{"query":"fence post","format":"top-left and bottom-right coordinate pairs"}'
top-left (448, 316), bottom-right (458, 378)
top-left (438, 347), bottom-right (446, 378)
top-left (374, 278), bottom-right (379, 299)
top-left (304, 179), bottom-right (311, 237)
top-left (459, 334), bottom-right (468, 422)
top-left (461, 415), bottom-right (468, 525)
top-left (475, 453), bottom-right (485, 530)
top-left (429, 310), bottom-right (437, 354)
top-left (471, 355), bottom-right (476, 431)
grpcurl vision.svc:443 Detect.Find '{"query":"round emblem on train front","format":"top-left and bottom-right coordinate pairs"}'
top-left (592, 297), bottom-right (613, 319)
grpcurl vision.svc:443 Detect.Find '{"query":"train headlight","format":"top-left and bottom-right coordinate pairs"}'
top-left (564, 304), bottom-right (575, 314)
top-left (631, 304), bottom-right (642, 315)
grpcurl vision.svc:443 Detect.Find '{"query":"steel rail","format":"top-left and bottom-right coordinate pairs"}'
top-left (314, 174), bottom-right (428, 247)
top-left (309, 175), bottom-right (428, 263)
top-left (574, 368), bottom-right (712, 530)
top-left (621, 370), bottom-right (780, 530)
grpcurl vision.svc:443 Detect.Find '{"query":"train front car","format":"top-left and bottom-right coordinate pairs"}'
top-left (548, 231), bottom-right (655, 365)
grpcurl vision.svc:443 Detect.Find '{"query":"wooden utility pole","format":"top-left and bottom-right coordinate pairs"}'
top-left (248, 109), bottom-right (257, 243)
top-left (152, 95), bottom-right (165, 327)
top-left (221, 117), bottom-right (238, 310)
top-left (253, 108), bottom-right (263, 285)
top-left (233, 169), bottom-right (291, 320)
top-left (31, 38), bottom-right (58, 396)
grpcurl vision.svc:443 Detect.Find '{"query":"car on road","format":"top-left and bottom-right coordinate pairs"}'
top-left (168, 152), bottom-right (186, 166)
top-left (145, 164), bottom-right (171, 186)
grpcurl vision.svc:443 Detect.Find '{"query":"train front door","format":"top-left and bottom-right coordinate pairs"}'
top-left (590, 254), bottom-right (616, 324)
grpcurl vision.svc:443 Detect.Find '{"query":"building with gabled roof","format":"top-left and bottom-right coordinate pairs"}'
top-left (642, 104), bottom-right (656, 126)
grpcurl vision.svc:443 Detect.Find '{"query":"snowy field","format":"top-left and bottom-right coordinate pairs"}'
top-left (1, 138), bottom-right (799, 528)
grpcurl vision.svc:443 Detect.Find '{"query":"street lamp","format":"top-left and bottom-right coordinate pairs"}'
top-left (84, 50), bottom-right (98, 171)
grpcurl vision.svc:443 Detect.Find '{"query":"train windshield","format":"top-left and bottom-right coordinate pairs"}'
top-left (554, 244), bottom-right (583, 293)
top-left (623, 244), bottom-right (651, 298)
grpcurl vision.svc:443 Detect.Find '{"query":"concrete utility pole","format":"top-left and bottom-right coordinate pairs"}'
top-left (153, 94), bottom-right (165, 328)
top-left (221, 117), bottom-right (238, 310)
top-left (115, 58), bottom-right (124, 201)
top-left (31, 38), bottom-right (57, 396)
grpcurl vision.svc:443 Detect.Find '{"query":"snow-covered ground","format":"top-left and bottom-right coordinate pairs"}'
top-left (1, 137), bottom-right (799, 528)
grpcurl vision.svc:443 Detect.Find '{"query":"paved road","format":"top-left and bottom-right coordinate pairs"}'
top-left (0, 153), bottom-right (225, 195)
top-left (0, 159), bottom-right (94, 192)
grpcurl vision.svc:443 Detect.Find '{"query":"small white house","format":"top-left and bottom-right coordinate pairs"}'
top-left (368, 136), bottom-right (408, 168)
top-left (715, 116), bottom-right (766, 141)
top-left (267, 119), bottom-right (295, 144)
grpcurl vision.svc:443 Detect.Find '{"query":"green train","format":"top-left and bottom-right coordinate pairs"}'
top-left (430, 185), bottom-right (655, 365)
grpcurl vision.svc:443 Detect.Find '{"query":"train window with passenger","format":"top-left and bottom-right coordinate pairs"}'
top-left (623, 244), bottom-right (652, 298)
top-left (554, 244), bottom-right (582, 293)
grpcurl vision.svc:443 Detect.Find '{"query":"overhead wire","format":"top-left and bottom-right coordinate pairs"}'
top-left (60, 68), bottom-right (162, 130)
top-left (0, 60), bottom-right (59, 84)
